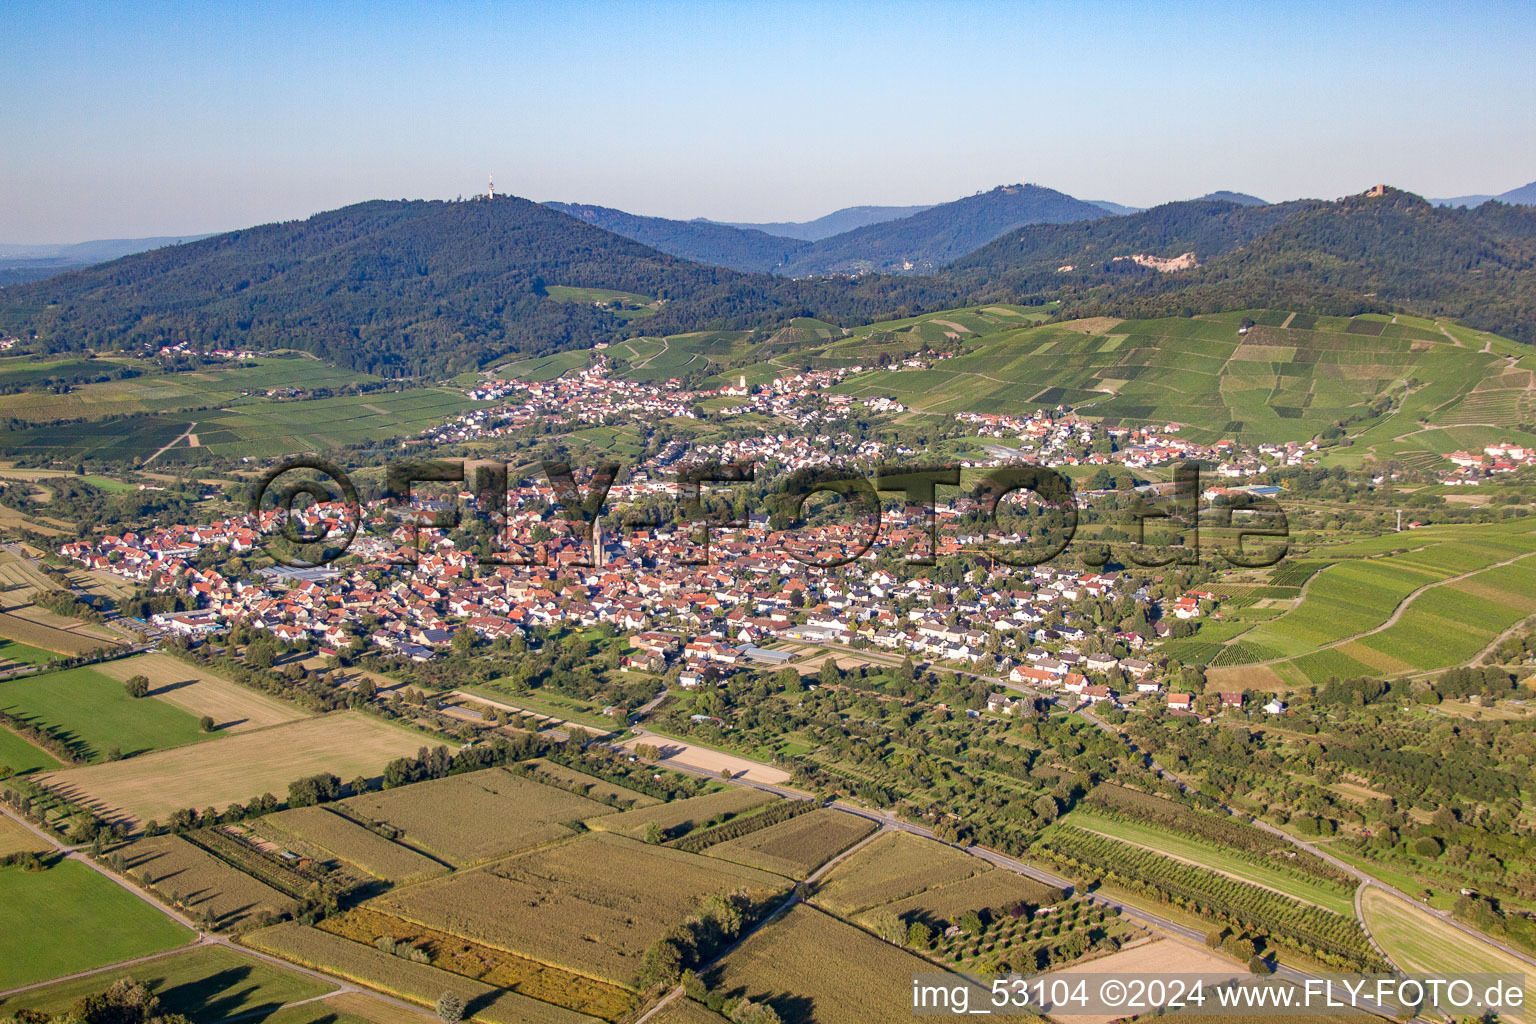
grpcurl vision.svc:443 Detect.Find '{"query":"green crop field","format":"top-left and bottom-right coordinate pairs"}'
top-left (0, 357), bottom-right (377, 424)
top-left (0, 858), bottom-right (193, 988)
top-left (0, 723), bottom-right (63, 774)
top-left (605, 331), bottom-right (754, 383)
top-left (0, 665), bottom-right (213, 761)
top-left (0, 380), bottom-right (482, 463)
top-left (168, 388), bottom-right (483, 461)
top-left (1060, 809), bottom-right (1353, 914)
top-left (544, 286), bottom-right (659, 322)
top-left (1208, 518), bottom-right (1536, 683)
top-left (492, 351), bottom-right (590, 381)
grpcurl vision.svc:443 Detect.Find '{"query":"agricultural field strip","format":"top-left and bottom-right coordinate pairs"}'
top-left (1064, 810), bottom-right (1352, 915)
top-left (373, 831), bottom-right (792, 988)
top-left (335, 768), bottom-right (618, 866)
top-left (32, 711), bottom-right (430, 825)
top-left (1228, 524), bottom-right (1536, 670)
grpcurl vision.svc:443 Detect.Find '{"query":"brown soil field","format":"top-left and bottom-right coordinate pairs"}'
top-left (619, 734), bottom-right (790, 785)
top-left (1045, 938), bottom-right (1242, 1024)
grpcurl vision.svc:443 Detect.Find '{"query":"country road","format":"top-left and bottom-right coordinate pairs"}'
top-left (142, 422), bottom-right (197, 467)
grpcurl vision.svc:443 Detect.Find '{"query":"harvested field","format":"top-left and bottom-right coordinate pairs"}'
top-left (518, 758), bottom-right (660, 808)
top-left (707, 904), bottom-right (978, 1024)
top-left (586, 787), bottom-right (776, 840)
top-left (1360, 887), bottom-right (1533, 1020)
top-left (619, 734), bottom-right (790, 784)
top-left (705, 808), bottom-right (877, 880)
top-left (376, 831), bottom-right (791, 987)
top-left (259, 806), bottom-right (449, 883)
top-left (318, 905), bottom-right (633, 1020)
top-left (0, 609), bottom-right (117, 655)
top-left (243, 922), bottom-right (601, 1024)
top-left (123, 833), bottom-right (298, 929)
top-left (855, 867), bottom-right (1063, 929)
top-left (1046, 938), bottom-right (1242, 1024)
top-left (338, 768), bottom-right (616, 866)
top-left (646, 1000), bottom-right (726, 1024)
top-left (0, 812), bottom-right (50, 856)
top-left (809, 830), bottom-right (988, 916)
top-left (97, 653), bottom-right (309, 732)
top-left (36, 711), bottom-right (428, 826)
top-left (323, 992), bottom-right (439, 1024)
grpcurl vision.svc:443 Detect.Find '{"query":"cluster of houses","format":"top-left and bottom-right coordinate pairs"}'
top-left (952, 411), bottom-right (1310, 477)
top-left (155, 341), bottom-right (259, 361)
top-left (61, 461), bottom-right (1218, 706)
top-left (1443, 443), bottom-right (1536, 485)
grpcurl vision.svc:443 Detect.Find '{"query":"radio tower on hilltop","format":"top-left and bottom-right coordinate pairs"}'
top-left (487, 173), bottom-right (495, 200)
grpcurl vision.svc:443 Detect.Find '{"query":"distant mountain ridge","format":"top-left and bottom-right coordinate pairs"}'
top-left (1432, 180), bottom-right (1536, 208)
top-left (549, 183), bottom-right (1110, 278)
top-left (0, 234), bottom-right (213, 286)
top-left (9, 183), bottom-right (1536, 384)
top-left (719, 204), bottom-right (934, 241)
top-left (544, 202), bottom-right (809, 273)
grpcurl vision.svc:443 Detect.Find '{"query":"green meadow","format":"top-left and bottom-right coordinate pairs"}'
top-left (0, 859), bottom-right (193, 988)
top-left (0, 665), bottom-right (213, 761)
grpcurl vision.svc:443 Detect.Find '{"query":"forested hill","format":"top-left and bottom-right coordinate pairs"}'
top-left (0, 196), bottom-right (971, 376)
top-left (953, 189), bottom-right (1536, 343)
top-left (544, 202), bottom-right (811, 273)
top-left (950, 197), bottom-right (1314, 291)
top-left (775, 184), bottom-right (1108, 276)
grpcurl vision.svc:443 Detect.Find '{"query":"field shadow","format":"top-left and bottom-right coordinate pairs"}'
top-left (158, 965), bottom-right (321, 1024)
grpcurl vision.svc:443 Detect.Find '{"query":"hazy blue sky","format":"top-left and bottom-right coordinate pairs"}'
top-left (2, 0), bottom-right (1533, 243)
